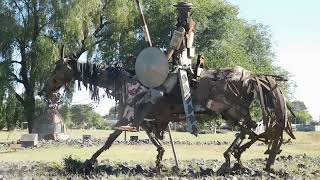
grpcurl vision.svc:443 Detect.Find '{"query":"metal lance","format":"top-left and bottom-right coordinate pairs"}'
top-left (135, 0), bottom-right (152, 47)
top-left (135, 0), bottom-right (179, 169)
top-left (135, 0), bottom-right (169, 88)
top-left (168, 122), bottom-right (180, 169)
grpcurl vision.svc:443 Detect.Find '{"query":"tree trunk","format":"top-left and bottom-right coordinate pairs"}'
top-left (18, 41), bottom-right (37, 133)
top-left (24, 95), bottom-right (35, 133)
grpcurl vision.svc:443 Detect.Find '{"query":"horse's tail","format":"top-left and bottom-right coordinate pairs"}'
top-left (250, 75), bottom-right (295, 140)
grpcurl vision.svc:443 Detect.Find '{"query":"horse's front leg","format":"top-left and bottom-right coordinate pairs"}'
top-left (233, 129), bottom-right (264, 168)
top-left (217, 130), bottom-right (244, 175)
top-left (84, 118), bottom-right (129, 173)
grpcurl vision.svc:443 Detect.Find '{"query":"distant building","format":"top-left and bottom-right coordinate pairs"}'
top-left (295, 124), bottom-right (320, 132)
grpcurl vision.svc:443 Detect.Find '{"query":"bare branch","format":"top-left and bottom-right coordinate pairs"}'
top-left (12, 0), bottom-right (27, 27)
top-left (10, 61), bottom-right (21, 64)
top-left (39, 22), bottom-right (49, 32)
top-left (15, 92), bottom-right (25, 105)
top-left (8, 72), bottom-right (24, 84)
top-left (22, 0), bottom-right (31, 18)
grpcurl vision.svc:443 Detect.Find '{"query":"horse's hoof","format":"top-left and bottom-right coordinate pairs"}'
top-left (232, 162), bottom-right (245, 170)
top-left (172, 166), bottom-right (180, 174)
top-left (263, 167), bottom-right (275, 173)
top-left (216, 162), bottom-right (231, 175)
top-left (155, 165), bottom-right (163, 174)
top-left (83, 159), bottom-right (98, 174)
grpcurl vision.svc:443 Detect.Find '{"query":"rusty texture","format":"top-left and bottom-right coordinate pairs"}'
top-left (40, 58), bottom-right (295, 173)
top-left (39, 2), bottom-right (295, 174)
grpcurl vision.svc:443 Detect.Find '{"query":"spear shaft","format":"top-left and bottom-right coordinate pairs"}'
top-left (135, 0), bottom-right (152, 47)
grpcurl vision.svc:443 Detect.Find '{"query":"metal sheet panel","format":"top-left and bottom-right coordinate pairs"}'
top-left (178, 69), bottom-right (198, 135)
top-left (135, 47), bottom-right (169, 88)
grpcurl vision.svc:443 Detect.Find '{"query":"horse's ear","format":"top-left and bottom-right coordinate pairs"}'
top-left (58, 45), bottom-right (74, 64)
top-left (57, 44), bottom-right (69, 63)
top-left (56, 45), bottom-right (65, 65)
top-left (60, 45), bottom-right (65, 60)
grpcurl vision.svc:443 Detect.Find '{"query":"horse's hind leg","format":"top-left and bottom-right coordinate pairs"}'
top-left (141, 122), bottom-right (165, 171)
top-left (153, 135), bottom-right (165, 171)
top-left (84, 118), bottom-right (129, 172)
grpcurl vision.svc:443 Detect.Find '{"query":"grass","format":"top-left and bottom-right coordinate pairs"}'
top-left (0, 129), bottom-right (319, 164)
top-left (0, 129), bottom-right (235, 142)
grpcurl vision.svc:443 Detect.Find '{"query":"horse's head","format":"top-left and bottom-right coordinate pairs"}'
top-left (39, 58), bottom-right (77, 100)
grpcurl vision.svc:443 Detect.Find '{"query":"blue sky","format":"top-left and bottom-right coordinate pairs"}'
top-left (74, 1), bottom-right (320, 121)
top-left (228, 0), bottom-right (320, 120)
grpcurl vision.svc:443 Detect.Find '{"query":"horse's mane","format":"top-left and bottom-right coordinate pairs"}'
top-left (69, 59), bottom-right (123, 101)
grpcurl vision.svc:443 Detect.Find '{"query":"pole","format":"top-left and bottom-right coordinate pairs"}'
top-left (135, 0), bottom-right (152, 47)
top-left (168, 122), bottom-right (180, 169)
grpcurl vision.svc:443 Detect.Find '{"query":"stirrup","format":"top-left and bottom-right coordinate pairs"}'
top-left (114, 125), bottom-right (138, 132)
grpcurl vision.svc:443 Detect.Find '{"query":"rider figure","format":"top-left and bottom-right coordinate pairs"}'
top-left (116, 2), bottom-right (202, 134)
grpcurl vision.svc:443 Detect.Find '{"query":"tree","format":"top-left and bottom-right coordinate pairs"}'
top-left (69, 104), bottom-right (105, 129)
top-left (288, 100), bottom-right (312, 124)
top-left (198, 114), bottom-right (224, 133)
top-left (0, 93), bottom-right (24, 130)
top-left (0, 0), bottom-right (112, 132)
top-left (0, 0), bottom-right (59, 132)
top-left (107, 105), bottom-right (118, 118)
top-left (290, 101), bottom-right (308, 112)
top-left (97, 0), bottom-right (280, 74)
top-left (295, 111), bottom-right (312, 125)
top-left (0, 0), bottom-right (292, 132)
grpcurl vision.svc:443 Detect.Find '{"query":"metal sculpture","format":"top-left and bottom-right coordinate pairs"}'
top-left (39, 58), bottom-right (295, 173)
top-left (39, 1), bottom-right (295, 174)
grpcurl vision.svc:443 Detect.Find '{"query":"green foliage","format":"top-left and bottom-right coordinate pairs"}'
top-left (107, 105), bottom-right (118, 118)
top-left (288, 101), bottom-right (312, 124)
top-left (290, 101), bottom-right (308, 112)
top-left (288, 101), bottom-right (311, 124)
top-left (294, 111), bottom-right (312, 125)
top-left (0, 0), bottom-right (294, 131)
top-left (0, 0), bottom-right (107, 131)
top-left (29, 37), bottom-right (59, 88)
top-left (66, 104), bottom-right (105, 129)
top-left (0, 93), bottom-right (23, 130)
top-left (198, 114), bottom-right (224, 131)
top-left (249, 101), bottom-right (263, 122)
top-left (58, 104), bottom-right (71, 125)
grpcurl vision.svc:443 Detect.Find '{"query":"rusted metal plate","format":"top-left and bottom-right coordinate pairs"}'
top-left (135, 47), bottom-right (169, 88)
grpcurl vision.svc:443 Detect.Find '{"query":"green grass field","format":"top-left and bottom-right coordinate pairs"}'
top-left (0, 130), bottom-right (319, 163)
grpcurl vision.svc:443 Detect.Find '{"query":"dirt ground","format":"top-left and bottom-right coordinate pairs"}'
top-left (0, 130), bottom-right (319, 179)
top-left (0, 154), bottom-right (319, 179)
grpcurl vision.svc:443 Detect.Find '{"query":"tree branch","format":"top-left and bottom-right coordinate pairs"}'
top-left (10, 61), bottom-right (21, 65)
top-left (12, 0), bottom-right (27, 27)
top-left (93, 20), bottom-right (109, 38)
top-left (31, 0), bottom-right (40, 41)
top-left (15, 92), bottom-right (25, 105)
top-left (38, 22), bottom-right (49, 33)
top-left (22, 0), bottom-right (31, 18)
top-left (8, 72), bottom-right (24, 84)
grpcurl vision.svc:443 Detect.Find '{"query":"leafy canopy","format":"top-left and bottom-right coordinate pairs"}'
top-left (0, 0), bottom-right (294, 130)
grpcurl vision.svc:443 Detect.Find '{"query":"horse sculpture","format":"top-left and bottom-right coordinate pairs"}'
top-left (39, 57), bottom-right (295, 173)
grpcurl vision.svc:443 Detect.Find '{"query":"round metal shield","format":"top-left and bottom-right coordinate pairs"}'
top-left (135, 47), bottom-right (169, 88)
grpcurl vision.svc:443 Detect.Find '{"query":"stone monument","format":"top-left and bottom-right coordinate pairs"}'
top-left (33, 92), bottom-right (68, 140)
